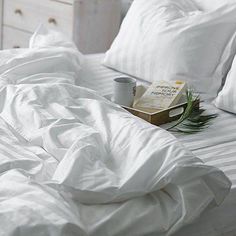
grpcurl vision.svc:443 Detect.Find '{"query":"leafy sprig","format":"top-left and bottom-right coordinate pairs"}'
top-left (167, 90), bottom-right (217, 134)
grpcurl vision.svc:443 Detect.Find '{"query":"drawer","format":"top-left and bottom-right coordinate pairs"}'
top-left (2, 26), bottom-right (31, 49)
top-left (3, 0), bottom-right (73, 37)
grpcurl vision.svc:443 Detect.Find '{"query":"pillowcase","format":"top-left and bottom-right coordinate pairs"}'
top-left (104, 0), bottom-right (236, 97)
top-left (214, 53), bottom-right (236, 113)
top-left (194, 0), bottom-right (236, 11)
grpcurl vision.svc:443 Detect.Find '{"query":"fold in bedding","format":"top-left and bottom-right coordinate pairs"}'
top-left (0, 50), bottom-right (231, 236)
top-left (0, 26), bottom-right (231, 235)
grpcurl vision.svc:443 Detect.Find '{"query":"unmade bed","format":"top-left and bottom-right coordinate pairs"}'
top-left (79, 53), bottom-right (236, 236)
top-left (0, 27), bottom-right (235, 236)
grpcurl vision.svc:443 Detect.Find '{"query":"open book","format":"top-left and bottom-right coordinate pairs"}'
top-left (133, 80), bottom-right (186, 112)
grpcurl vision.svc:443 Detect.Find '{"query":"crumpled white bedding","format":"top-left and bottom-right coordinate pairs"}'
top-left (0, 30), bottom-right (231, 236)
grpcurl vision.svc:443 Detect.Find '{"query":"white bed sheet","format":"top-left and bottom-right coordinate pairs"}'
top-left (78, 53), bottom-right (236, 236)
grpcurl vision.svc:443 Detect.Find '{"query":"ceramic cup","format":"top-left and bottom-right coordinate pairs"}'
top-left (113, 77), bottom-right (136, 107)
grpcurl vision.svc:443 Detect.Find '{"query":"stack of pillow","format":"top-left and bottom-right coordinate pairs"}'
top-left (103, 0), bottom-right (236, 110)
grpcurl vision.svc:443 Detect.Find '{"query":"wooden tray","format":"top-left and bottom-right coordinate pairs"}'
top-left (123, 97), bottom-right (200, 126)
top-left (106, 85), bottom-right (199, 126)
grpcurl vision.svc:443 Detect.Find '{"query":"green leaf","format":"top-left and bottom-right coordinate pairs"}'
top-left (167, 90), bottom-right (217, 134)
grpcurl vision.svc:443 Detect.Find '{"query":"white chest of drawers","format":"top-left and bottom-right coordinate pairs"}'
top-left (0, 0), bottom-right (121, 53)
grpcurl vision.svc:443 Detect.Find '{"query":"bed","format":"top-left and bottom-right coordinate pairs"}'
top-left (0, 47), bottom-right (232, 236)
top-left (79, 54), bottom-right (236, 236)
top-left (0, 1), bottom-right (236, 234)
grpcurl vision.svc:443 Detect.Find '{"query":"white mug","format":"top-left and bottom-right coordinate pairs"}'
top-left (113, 77), bottom-right (136, 107)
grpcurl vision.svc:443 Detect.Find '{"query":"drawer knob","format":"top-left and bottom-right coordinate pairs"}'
top-left (48, 18), bottom-right (57, 25)
top-left (13, 46), bottom-right (20, 48)
top-left (14, 9), bottom-right (23, 15)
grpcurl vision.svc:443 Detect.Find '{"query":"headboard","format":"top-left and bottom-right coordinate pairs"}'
top-left (121, 0), bottom-right (133, 18)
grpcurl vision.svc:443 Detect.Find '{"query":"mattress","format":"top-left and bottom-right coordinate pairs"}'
top-left (79, 54), bottom-right (236, 236)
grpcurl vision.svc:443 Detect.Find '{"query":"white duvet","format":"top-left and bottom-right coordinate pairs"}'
top-left (0, 29), bottom-right (231, 236)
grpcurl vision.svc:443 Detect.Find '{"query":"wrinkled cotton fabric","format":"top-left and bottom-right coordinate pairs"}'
top-left (0, 28), bottom-right (231, 236)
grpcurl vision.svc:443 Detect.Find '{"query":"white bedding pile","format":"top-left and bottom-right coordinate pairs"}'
top-left (0, 29), bottom-right (231, 236)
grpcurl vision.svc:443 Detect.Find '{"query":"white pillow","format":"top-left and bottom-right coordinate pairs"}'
top-left (104, 0), bottom-right (236, 97)
top-left (194, 0), bottom-right (236, 11)
top-left (214, 53), bottom-right (236, 113)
